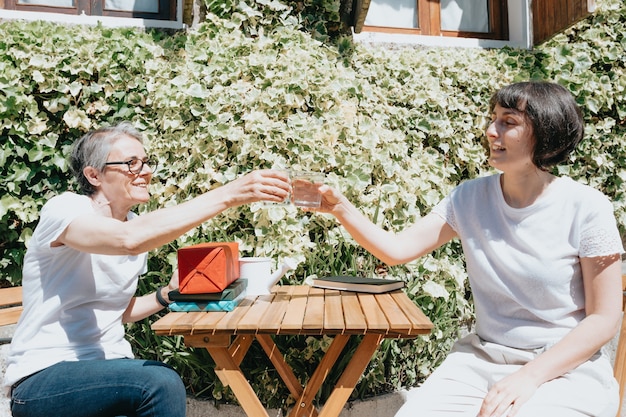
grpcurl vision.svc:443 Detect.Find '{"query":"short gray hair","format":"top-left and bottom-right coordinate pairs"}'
top-left (70, 122), bottom-right (144, 195)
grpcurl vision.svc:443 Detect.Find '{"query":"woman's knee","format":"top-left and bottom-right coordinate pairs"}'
top-left (136, 361), bottom-right (186, 417)
top-left (141, 361), bottom-right (186, 396)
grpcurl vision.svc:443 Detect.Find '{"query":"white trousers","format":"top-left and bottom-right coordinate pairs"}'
top-left (395, 334), bottom-right (619, 417)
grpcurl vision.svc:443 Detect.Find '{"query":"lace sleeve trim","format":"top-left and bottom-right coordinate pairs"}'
top-left (579, 227), bottom-right (624, 258)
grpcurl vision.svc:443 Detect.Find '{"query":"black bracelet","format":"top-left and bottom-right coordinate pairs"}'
top-left (155, 287), bottom-right (170, 308)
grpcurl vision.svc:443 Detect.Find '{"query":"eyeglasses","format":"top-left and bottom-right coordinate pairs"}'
top-left (104, 158), bottom-right (157, 175)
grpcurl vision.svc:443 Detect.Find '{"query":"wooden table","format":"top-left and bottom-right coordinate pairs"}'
top-left (152, 285), bottom-right (433, 417)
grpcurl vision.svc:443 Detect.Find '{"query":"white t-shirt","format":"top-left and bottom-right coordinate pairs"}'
top-left (3, 192), bottom-right (148, 388)
top-left (433, 174), bottom-right (624, 349)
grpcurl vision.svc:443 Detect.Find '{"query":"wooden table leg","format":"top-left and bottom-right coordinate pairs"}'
top-left (208, 345), bottom-right (270, 417)
top-left (318, 334), bottom-right (384, 417)
top-left (230, 334), bottom-right (254, 366)
top-left (184, 334), bottom-right (235, 387)
top-left (256, 334), bottom-right (305, 400)
top-left (289, 334), bottom-right (351, 417)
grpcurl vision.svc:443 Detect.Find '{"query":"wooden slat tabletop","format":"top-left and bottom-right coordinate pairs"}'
top-left (341, 292), bottom-right (367, 334)
top-left (152, 286), bottom-right (433, 338)
top-left (374, 292), bottom-right (412, 334)
top-left (175, 311), bottom-right (207, 332)
top-left (302, 287), bottom-right (325, 332)
top-left (279, 285), bottom-right (309, 333)
top-left (214, 297), bottom-right (255, 333)
top-left (257, 290), bottom-right (291, 333)
top-left (323, 290), bottom-right (345, 331)
top-left (357, 292), bottom-right (390, 333)
top-left (236, 294), bottom-right (275, 331)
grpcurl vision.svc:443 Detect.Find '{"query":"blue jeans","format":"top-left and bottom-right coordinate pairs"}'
top-left (10, 359), bottom-right (186, 417)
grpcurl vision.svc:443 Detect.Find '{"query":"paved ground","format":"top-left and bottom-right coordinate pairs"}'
top-left (185, 392), bottom-right (406, 417)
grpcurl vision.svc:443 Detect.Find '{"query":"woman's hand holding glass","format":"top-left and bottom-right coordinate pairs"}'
top-left (300, 184), bottom-right (344, 213)
top-left (223, 169), bottom-right (291, 207)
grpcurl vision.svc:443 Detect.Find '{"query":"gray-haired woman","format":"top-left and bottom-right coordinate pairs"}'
top-left (5, 122), bottom-right (291, 417)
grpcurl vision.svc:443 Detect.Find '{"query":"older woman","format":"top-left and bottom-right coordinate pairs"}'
top-left (4, 122), bottom-right (291, 417)
top-left (314, 81), bottom-right (623, 417)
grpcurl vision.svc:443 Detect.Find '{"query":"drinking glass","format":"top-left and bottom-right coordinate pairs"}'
top-left (291, 171), bottom-right (324, 208)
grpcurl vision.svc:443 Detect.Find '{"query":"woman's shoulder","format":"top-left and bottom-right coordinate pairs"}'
top-left (46, 191), bottom-right (88, 204)
top-left (552, 177), bottom-right (615, 217)
top-left (453, 173), bottom-right (499, 194)
top-left (30, 193), bottom-right (92, 246)
top-left (41, 192), bottom-right (91, 214)
top-left (554, 176), bottom-right (610, 200)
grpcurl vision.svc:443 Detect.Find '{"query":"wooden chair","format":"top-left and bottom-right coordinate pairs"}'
top-left (0, 286), bottom-right (23, 344)
top-left (613, 274), bottom-right (626, 417)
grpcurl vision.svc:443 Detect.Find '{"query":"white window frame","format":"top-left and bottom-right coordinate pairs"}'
top-left (354, 0), bottom-right (531, 49)
top-left (0, 1), bottom-right (185, 29)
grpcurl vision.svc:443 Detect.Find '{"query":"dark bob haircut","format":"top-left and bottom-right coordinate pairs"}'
top-left (489, 81), bottom-right (584, 170)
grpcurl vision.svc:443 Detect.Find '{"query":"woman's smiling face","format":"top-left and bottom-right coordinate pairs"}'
top-left (486, 104), bottom-right (536, 173)
top-left (98, 135), bottom-right (153, 212)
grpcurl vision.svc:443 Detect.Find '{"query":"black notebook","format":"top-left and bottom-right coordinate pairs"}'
top-left (312, 276), bottom-right (405, 294)
top-left (169, 278), bottom-right (247, 301)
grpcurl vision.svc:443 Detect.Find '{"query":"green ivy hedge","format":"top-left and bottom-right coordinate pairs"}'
top-left (1, 0), bottom-right (625, 410)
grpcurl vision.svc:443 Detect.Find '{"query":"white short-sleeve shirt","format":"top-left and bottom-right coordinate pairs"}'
top-left (432, 174), bottom-right (624, 349)
top-left (4, 192), bottom-right (148, 388)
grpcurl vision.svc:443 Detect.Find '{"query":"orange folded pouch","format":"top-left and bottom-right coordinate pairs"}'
top-left (178, 242), bottom-right (240, 294)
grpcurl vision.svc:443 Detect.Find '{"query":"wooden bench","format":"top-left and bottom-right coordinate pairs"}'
top-left (0, 286), bottom-right (23, 344)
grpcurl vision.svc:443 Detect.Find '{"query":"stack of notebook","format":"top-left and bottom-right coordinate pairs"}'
top-left (167, 279), bottom-right (247, 312)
